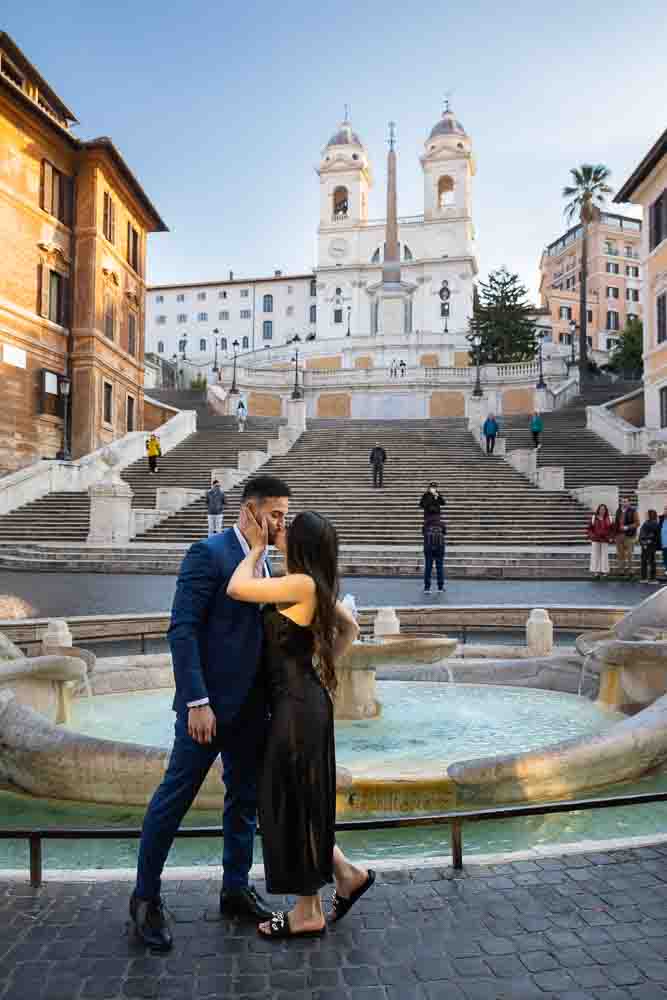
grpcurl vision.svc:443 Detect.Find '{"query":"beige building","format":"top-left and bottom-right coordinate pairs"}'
top-left (616, 128), bottom-right (667, 430)
top-left (0, 33), bottom-right (166, 473)
top-left (539, 210), bottom-right (642, 361)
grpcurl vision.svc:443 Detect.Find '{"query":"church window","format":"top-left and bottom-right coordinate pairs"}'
top-left (157, 340), bottom-right (164, 353)
top-left (334, 309), bottom-right (343, 324)
top-left (310, 304), bottom-right (316, 324)
top-left (177, 313), bottom-right (187, 323)
top-left (197, 291), bottom-right (207, 301)
top-left (263, 294), bottom-right (273, 313)
top-left (352, 153), bottom-right (359, 160)
top-left (457, 142), bottom-right (463, 149)
top-left (177, 293), bottom-right (185, 302)
top-left (310, 279), bottom-right (317, 297)
top-left (263, 320), bottom-right (273, 340)
top-left (240, 289), bottom-right (249, 297)
top-left (155, 315), bottom-right (167, 325)
top-left (242, 336), bottom-right (249, 348)
top-left (286, 306), bottom-right (294, 316)
top-left (221, 338), bottom-right (227, 350)
top-left (197, 312), bottom-right (208, 322)
top-left (199, 339), bottom-right (206, 351)
top-left (155, 295), bottom-right (164, 304)
top-left (333, 186), bottom-right (348, 220)
top-left (438, 175), bottom-right (455, 208)
top-left (371, 248), bottom-right (381, 263)
top-left (219, 310), bottom-right (229, 320)
top-left (219, 290), bottom-right (227, 299)
top-left (240, 309), bottom-right (251, 318)
top-left (403, 245), bottom-right (413, 261)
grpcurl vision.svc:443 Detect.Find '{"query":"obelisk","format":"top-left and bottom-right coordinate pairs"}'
top-left (382, 121), bottom-right (401, 286)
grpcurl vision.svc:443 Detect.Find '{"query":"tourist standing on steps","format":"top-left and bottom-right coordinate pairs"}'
top-left (146, 433), bottom-right (161, 473)
top-left (639, 509), bottom-right (660, 584)
top-left (587, 503), bottom-right (613, 580)
top-left (129, 476), bottom-right (292, 952)
top-left (482, 414), bottom-right (499, 455)
top-left (614, 497), bottom-right (640, 578)
top-left (369, 442), bottom-right (387, 488)
top-left (206, 480), bottom-right (225, 537)
top-left (236, 399), bottom-right (247, 432)
top-left (659, 504), bottom-right (667, 578)
top-left (399, 360), bottom-right (406, 377)
top-left (419, 483), bottom-right (446, 593)
top-left (529, 412), bottom-right (543, 449)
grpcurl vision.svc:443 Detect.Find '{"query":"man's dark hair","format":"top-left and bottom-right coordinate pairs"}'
top-left (242, 475), bottom-right (291, 502)
top-left (212, 479), bottom-right (219, 485)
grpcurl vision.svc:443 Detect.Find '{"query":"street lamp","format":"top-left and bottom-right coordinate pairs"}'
top-left (57, 376), bottom-right (71, 461)
top-left (346, 305), bottom-right (351, 337)
top-left (291, 336), bottom-right (302, 399)
top-left (568, 319), bottom-right (577, 368)
top-left (536, 331), bottom-right (546, 389)
top-left (212, 328), bottom-right (220, 375)
top-left (230, 339), bottom-right (240, 394)
top-left (471, 332), bottom-right (483, 397)
top-left (442, 300), bottom-right (450, 334)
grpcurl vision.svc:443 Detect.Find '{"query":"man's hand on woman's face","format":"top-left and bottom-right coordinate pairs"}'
top-left (240, 504), bottom-right (268, 550)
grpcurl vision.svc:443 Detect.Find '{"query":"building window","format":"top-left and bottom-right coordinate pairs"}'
top-left (650, 192), bottom-right (666, 251)
top-left (606, 262), bottom-right (620, 274)
top-left (197, 312), bottom-right (208, 322)
top-left (404, 245), bottom-right (413, 261)
top-left (242, 336), bottom-right (249, 349)
top-left (156, 315), bottom-right (167, 325)
top-left (240, 309), bottom-right (251, 319)
top-left (177, 313), bottom-right (187, 323)
top-left (128, 311), bottom-right (137, 356)
top-left (287, 285), bottom-right (293, 294)
top-left (263, 294), bottom-right (273, 313)
top-left (559, 305), bottom-right (572, 320)
top-left (606, 310), bottom-right (620, 331)
top-left (127, 223), bottom-right (140, 273)
top-left (437, 175), bottom-right (455, 207)
top-left (199, 338), bottom-right (206, 351)
top-left (103, 382), bottom-right (113, 425)
top-left (240, 289), bottom-right (249, 298)
top-left (606, 286), bottom-right (619, 299)
top-left (221, 338), bottom-right (227, 350)
top-left (286, 305), bottom-right (294, 316)
top-left (126, 395), bottom-right (135, 432)
top-left (310, 279), bottom-right (317, 297)
top-left (334, 308), bottom-right (343, 324)
top-left (157, 340), bottom-right (165, 353)
top-left (219, 310), bottom-right (229, 321)
top-left (333, 186), bottom-right (349, 219)
top-left (626, 265), bottom-right (640, 277)
top-left (626, 288), bottom-right (640, 302)
top-left (587, 309), bottom-right (593, 323)
top-left (178, 339), bottom-right (187, 352)
top-left (604, 241), bottom-right (616, 255)
top-left (176, 293), bottom-right (185, 302)
top-left (196, 291), bottom-right (206, 301)
top-left (155, 294), bottom-right (164, 304)
top-left (218, 290), bottom-right (227, 299)
top-left (310, 304), bottom-right (317, 324)
top-left (661, 386), bottom-right (667, 428)
top-left (606, 337), bottom-right (619, 351)
top-left (658, 293), bottom-right (667, 344)
top-left (104, 295), bottom-right (115, 340)
top-left (262, 320), bottom-right (273, 340)
top-left (103, 192), bottom-right (115, 243)
top-left (47, 270), bottom-right (65, 325)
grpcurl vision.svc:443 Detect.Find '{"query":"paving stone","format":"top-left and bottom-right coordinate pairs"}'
top-left (519, 950), bottom-right (560, 973)
top-left (605, 963), bottom-right (645, 986)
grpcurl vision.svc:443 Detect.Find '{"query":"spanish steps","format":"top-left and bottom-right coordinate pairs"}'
top-left (0, 381), bottom-right (651, 550)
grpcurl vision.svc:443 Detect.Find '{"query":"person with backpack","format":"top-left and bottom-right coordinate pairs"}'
top-left (206, 479), bottom-right (225, 536)
top-left (146, 433), bottom-right (162, 474)
top-left (482, 414), bottom-right (499, 455)
top-left (236, 400), bottom-right (247, 433)
top-left (419, 483), bottom-right (446, 593)
top-left (639, 509), bottom-right (661, 584)
top-left (586, 503), bottom-right (614, 580)
top-left (369, 442), bottom-right (387, 488)
top-left (614, 497), bottom-right (640, 578)
top-left (529, 412), bottom-right (544, 449)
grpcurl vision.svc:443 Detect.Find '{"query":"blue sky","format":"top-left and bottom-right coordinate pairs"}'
top-left (6, 1), bottom-right (666, 298)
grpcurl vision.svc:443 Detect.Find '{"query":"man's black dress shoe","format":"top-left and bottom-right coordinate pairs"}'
top-left (220, 885), bottom-right (273, 921)
top-left (129, 891), bottom-right (173, 952)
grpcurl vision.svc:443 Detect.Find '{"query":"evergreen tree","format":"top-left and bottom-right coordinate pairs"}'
top-left (608, 317), bottom-right (643, 377)
top-left (467, 267), bottom-right (537, 364)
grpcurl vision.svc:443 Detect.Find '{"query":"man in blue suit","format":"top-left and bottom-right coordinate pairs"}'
top-left (130, 475), bottom-right (291, 951)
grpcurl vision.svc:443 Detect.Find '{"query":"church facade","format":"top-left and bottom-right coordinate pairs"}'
top-left (146, 106), bottom-right (478, 374)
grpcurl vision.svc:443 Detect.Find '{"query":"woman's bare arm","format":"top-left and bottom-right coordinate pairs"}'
top-left (333, 600), bottom-right (359, 660)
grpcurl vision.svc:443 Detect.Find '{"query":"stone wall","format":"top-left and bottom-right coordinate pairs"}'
top-left (609, 392), bottom-right (644, 428)
top-left (143, 398), bottom-right (177, 431)
top-left (316, 392), bottom-right (351, 417)
top-left (420, 353), bottom-right (439, 367)
top-left (503, 387), bottom-right (535, 414)
top-left (306, 355), bottom-right (342, 370)
top-left (354, 355), bottom-right (372, 368)
top-left (247, 391), bottom-right (282, 417)
top-left (429, 391), bottom-right (465, 417)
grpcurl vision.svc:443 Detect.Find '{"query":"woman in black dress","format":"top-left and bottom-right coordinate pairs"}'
top-left (227, 508), bottom-right (374, 939)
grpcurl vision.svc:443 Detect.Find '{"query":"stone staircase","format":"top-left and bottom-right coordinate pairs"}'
top-left (501, 380), bottom-right (650, 501)
top-left (0, 416), bottom-right (281, 542)
top-left (137, 418), bottom-right (590, 547)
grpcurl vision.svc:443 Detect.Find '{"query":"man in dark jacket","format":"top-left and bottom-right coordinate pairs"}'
top-left (207, 480), bottom-right (225, 536)
top-left (369, 442), bottom-right (387, 488)
top-left (660, 504), bottom-right (667, 578)
top-left (614, 497), bottom-right (640, 577)
top-left (419, 483), bottom-right (446, 592)
top-left (482, 414), bottom-right (499, 455)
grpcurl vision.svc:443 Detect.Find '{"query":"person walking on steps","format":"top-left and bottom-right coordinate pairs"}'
top-left (419, 483), bottom-right (446, 593)
top-left (206, 479), bottom-right (225, 537)
top-left (530, 412), bottom-right (543, 449)
top-left (639, 509), bottom-right (660, 584)
top-left (659, 503), bottom-right (667, 579)
top-left (587, 503), bottom-right (614, 580)
top-left (614, 497), bottom-right (640, 578)
top-left (369, 442), bottom-right (387, 488)
top-left (236, 400), bottom-right (247, 433)
top-left (129, 475), bottom-right (292, 952)
top-left (482, 414), bottom-right (499, 455)
top-left (146, 433), bottom-right (162, 473)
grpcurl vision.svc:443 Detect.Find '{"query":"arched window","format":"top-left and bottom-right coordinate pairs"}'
top-left (371, 247), bottom-right (380, 263)
top-left (263, 294), bottom-right (273, 313)
top-left (403, 245), bottom-right (413, 261)
top-left (333, 186), bottom-right (348, 219)
top-left (309, 304), bottom-right (317, 324)
top-left (221, 337), bottom-right (227, 351)
top-left (262, 320), bottom-right (273, 340)
top-left (242, 336), bottom-right (249, 349)
top-left (310, 278), bottom-right (317, 297)
top-left (199, 338), bottom-right (206, 351)
top-left (438, 175), bottom-right (455, 208)
top-left (178, 339), bottom-right (187, 353)
top-left (157, 340), bottom-right (164, 353)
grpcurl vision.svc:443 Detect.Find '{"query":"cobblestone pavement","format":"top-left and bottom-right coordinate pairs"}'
top-left (3, 844), bottom-right (667, 999)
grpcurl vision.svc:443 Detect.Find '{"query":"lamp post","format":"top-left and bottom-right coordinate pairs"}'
top-left (291, 336), bottom-right (302, 399)
top-left (536, 331), bottom-right (546, 389)
top-left (230, 339), bottom-right (240, 394)
top-left (472, 332), bottom-right (483, 397)
top-left (346, 305), bottom-right (351, 337)
top-left (442, 300), bottom-right (450, 334)
top-left (212, 328), bottom-right (220, 375)
top-left (568, 319), bottom-right (577, 368)
top-left (57, 376), bottom-right (71, 461)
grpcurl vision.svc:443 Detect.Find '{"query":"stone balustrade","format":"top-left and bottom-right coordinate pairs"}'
top-left (587, 395), bottom-right (650, 455)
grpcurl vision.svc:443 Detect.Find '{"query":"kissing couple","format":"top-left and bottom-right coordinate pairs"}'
top-left (129, 474), bottom-right (375, 948)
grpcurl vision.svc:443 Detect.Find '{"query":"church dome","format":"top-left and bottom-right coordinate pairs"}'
top-left (428, 107), bottom-right (467, 141)
top-left (326, 122), bottom-right (365, 148)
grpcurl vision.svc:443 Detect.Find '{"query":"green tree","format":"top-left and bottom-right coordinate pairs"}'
top-left (608, 317), bottom-right (643, 377)
top-left (562, 164), bottom-right (613, 381)
top-left (467, 267), bottom-right (537, 364)
top-left (189, 374), bottom-right (208, 390)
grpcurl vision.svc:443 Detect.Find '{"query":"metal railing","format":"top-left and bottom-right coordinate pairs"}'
top-left (3, 790), bottom-right (667, 886)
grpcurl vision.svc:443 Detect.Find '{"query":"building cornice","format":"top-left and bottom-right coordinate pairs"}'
top-left (615, 128), bottom-right (667, 203)
top-left (148, 273), bottom-right (316, 292)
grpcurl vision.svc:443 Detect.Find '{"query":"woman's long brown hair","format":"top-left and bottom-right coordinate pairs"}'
top-left (286, 511), bottom-right (340, 694)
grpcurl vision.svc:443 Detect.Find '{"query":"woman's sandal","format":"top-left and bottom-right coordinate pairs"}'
top-left (329, 868), bottom-right (376, 923)
top-left (258, 911), bottom-right (326, 940)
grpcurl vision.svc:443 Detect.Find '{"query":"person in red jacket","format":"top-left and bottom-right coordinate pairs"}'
top-left (587, 503), bottom-right (614, 580)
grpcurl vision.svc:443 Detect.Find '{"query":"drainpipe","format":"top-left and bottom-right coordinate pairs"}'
top-left (65, 168), bottom-right (78, 458)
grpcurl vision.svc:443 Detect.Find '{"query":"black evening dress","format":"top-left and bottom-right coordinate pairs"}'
top-left (258, 604), bottom-right (336, 895)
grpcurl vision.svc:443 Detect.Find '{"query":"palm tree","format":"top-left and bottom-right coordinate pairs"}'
top-left (562, 164), bottom-right (613, 382)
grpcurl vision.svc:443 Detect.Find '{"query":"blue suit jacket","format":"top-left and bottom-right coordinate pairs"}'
top-left (168, 528), bottom-right (266, 724)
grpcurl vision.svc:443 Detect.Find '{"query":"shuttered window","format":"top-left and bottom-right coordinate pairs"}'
top-left (40, 160), bottom-right (73, 225)
top-left (103, 192), bottom-right (115, 243)
top-left (104, 295), bottom-right (115, 340)
top-left (37, 263), bottom-right (70, 325)
top-left (127, 222), bottom-right (140, 273)
top-left (103, 383), bottom-right (113, 425)
top-left (650, 192), bottom-right (667, 252)
top-left (126, 395), bottom-right (135, 432)
top-left (127, 311), bottom-right (137, 356)
top-left (658, 293), bottom-right (667, 345)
